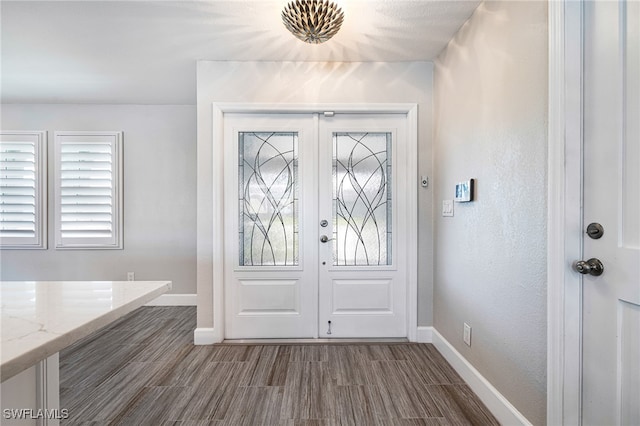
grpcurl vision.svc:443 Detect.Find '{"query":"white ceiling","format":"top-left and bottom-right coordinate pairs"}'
top-left (1, 0), bottom-right (481, 105)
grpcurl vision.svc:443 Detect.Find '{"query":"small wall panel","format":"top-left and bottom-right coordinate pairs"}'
top-left (618, 300), bottom-right (640, 424)
top-left (331, 279), bottom-right (392, 314)
top-left (238, 280), bottom-right (299, 315)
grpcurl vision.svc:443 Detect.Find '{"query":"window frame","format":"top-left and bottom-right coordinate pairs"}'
top-left (54, 131), bottom-right (123, 250)
top-left (0, 130), bottom-right (48, 250)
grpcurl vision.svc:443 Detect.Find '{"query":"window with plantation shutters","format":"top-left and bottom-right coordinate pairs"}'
top-left (0, 131), bottom-right (47, 249)
top-left (54, 131), bottom-right (123, 249)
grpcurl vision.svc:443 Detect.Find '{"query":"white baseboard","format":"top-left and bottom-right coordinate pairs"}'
top-left (193, 327), bottom-right (222, 345)
top-left (145, 293), bottom-right (197, 306)
top-left (416, 326), bottom-right (434, 343)
top-left (432, 329), bottom-right (532, 426)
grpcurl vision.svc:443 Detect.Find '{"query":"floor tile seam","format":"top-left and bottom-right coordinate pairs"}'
top-left (235, 384), bottom-right (287, 389)
top-left (430, 383), bottom-right (497, 421)
top-left (148, 345), bottom-right (198, 386)
top-left (105, 385), bottom-right (179, 425)
top-left (61, 382), bottom-right (149, 424)
top-left (421, 383), bottom-right (491, 423)
top-left (59, 360), bottom-right (138, 390)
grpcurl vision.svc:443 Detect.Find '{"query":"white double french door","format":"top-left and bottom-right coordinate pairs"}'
top-left (223, 112), bottom-right (409, 339)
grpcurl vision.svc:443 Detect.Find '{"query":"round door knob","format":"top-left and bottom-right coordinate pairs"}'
top-left (574, 258), bottom-right (604, 276)
top-left (320, 235), bottom-right (330, 243)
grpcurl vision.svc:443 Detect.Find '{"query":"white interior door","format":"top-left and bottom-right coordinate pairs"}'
top-left (224, 114), bottom-right (318, 339)
top-left (223, 112), bottom-right (409, 339)
top-left (318, 114), bottom-right (407, 337)
top-left (581, 1), bottom-right (640, 424)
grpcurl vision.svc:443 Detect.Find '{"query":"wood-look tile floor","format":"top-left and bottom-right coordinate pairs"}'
top-left (60, 307), bottom-right (499, 426)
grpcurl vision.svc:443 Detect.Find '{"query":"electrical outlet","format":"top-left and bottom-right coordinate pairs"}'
top-left (463, 323), bottom-right (472, 346)
top-left (127, 272), bottom-right (135, 281)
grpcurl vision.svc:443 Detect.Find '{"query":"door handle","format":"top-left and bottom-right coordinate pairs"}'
top-left (573, 258), bottom-right (604, 276)
top-left (320, 235), bottom-right (333, 243)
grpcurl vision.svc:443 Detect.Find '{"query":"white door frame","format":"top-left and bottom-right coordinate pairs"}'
top-left (210, 102), bottom-right (418, 343)
top-left (548, 1), bottom-right (585, 424)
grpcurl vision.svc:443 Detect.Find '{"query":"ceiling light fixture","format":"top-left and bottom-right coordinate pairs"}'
top-left (282, 0), bottom-right (344, 44)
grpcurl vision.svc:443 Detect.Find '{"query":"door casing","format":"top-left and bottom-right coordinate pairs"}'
top-left (547, 2), bottom-right (582, 424)
top-left (209, 103), bottom-right (419, 342)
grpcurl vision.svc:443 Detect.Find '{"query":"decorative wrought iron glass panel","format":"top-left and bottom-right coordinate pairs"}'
top-left (333, 132), bottom-right (392, 266)
top-left (239, 132), bottom-right (298, 266)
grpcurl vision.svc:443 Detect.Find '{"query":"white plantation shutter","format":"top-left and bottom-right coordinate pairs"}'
top-left (0, 131), bottom-right (47, 249)
top-left (55, 132), bottom-right (123, 249)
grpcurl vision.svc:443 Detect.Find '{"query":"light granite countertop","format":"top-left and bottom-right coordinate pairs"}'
top-left (0, 281), bottom-right (171, 382)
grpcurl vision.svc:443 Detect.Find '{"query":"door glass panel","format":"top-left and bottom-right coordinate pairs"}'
top-left (333, 132), bottom-right (392, 266)
top-left (239, 132), bottom-right (298, 266)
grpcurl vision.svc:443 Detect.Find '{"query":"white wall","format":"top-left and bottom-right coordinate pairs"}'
top-left (196, 61), bottom-right (434, 330)
top-left (433, 1), bottom-right (547, 424)
top-left (0, 104), bottom-right (197, 295)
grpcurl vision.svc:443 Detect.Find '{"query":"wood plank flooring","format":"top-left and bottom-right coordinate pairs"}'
top-left (60, 307), bottom-right (499, 425)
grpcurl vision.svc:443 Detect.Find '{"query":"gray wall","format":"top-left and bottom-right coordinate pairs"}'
top-left (432, 1), bottom-right (547, 424)
top-left (0, 104), bottom-right (197, 295)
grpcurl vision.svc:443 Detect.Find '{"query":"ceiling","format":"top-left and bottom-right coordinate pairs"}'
top-left (0, 0), bottom-right (481, 105)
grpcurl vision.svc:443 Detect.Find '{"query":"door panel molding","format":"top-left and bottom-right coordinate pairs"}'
top-left (210, 103), bottom-right (418, 342)
top-left (237, 279), bottom-right (300, 315)
top-left (331, 278), bottom-right (394, 314)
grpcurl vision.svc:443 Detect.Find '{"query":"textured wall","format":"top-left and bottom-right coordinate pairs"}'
top-left (0, 104), bottom-right (197, 295)
top-left (196, 61), bottom-right (434, 329)
top-left (432, 1), bottom-right (548, 424)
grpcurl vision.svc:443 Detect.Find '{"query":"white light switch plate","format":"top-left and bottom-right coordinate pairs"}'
top-left (442, 200), bottom-right (454, 217)
top-left (464, 323), bottom-right (472, 346)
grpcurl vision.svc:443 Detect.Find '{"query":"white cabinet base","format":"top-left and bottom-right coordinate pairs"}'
top-left (1, 354), bottom-right (60, 426)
